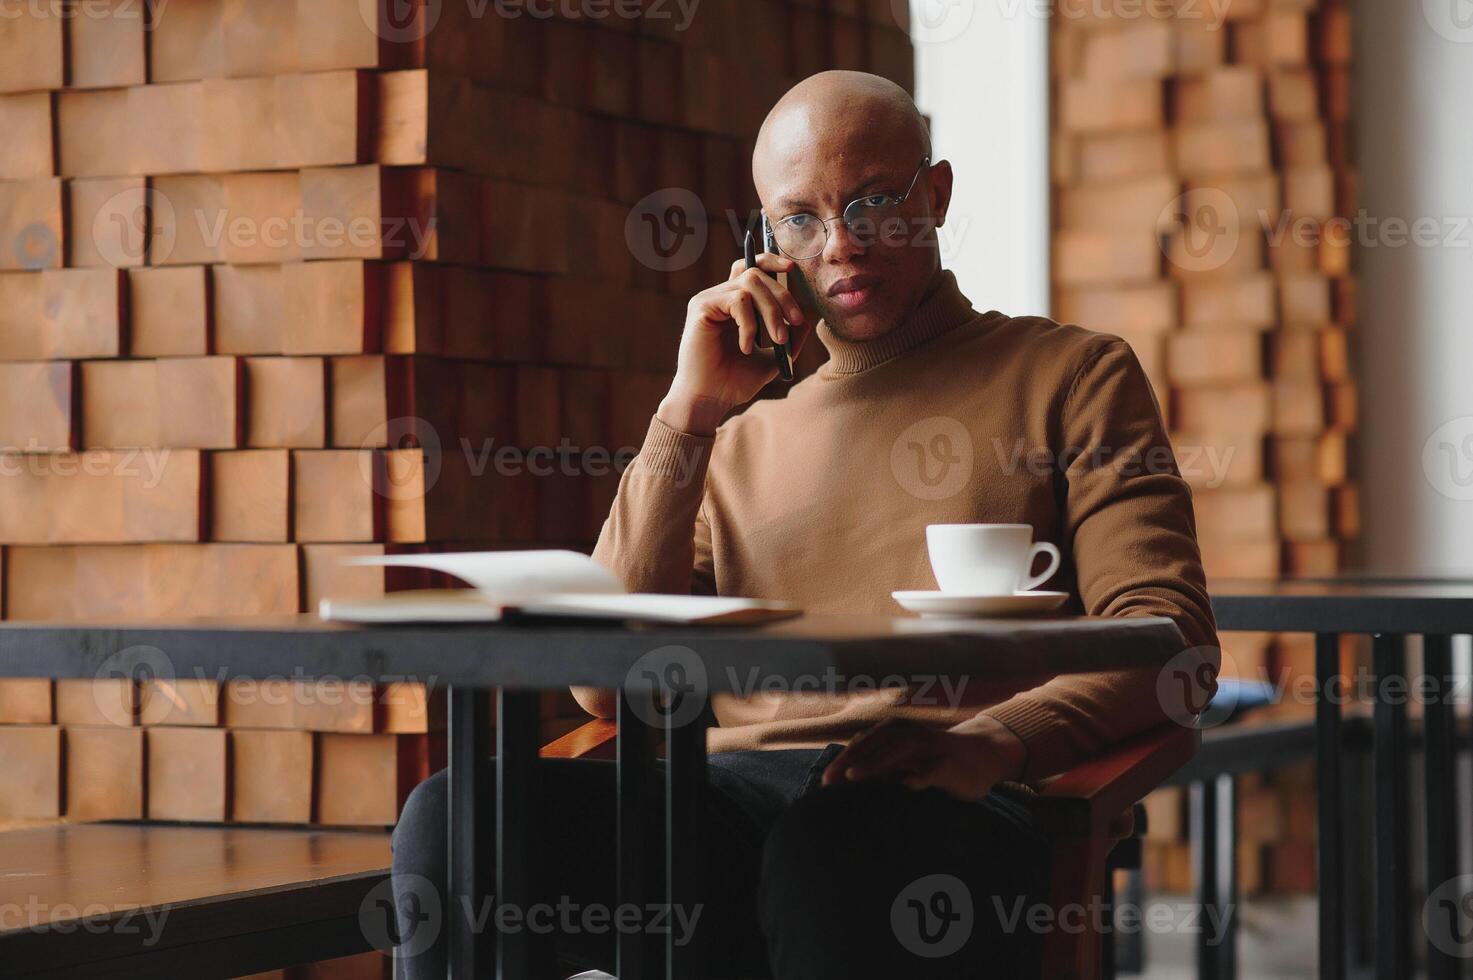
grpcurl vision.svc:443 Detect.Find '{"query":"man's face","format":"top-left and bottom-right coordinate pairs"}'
top-left (756, 135), bottom-right (950, 341)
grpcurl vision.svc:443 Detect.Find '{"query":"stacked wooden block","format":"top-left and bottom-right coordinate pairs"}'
top-left (1052, 0), bottom-right (1354, 892)
top-left (0, 0), bottom-right (915, 826)
top-left (0, 675), bottom-right (444, 825)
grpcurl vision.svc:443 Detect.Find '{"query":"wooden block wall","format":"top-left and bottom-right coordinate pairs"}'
top-left (1052, 0), bottom-right (1354, 895)
top-left (0, 1), bottom-right (915, 828)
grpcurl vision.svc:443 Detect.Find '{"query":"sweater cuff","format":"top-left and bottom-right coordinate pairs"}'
top-left (981, 697), bottom-right (1072, 784)
top-left (634, 415), bottom-right (715, 488)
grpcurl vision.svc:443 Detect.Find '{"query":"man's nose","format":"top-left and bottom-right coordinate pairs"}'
top-left (822, 218), bottom-right (866, 264)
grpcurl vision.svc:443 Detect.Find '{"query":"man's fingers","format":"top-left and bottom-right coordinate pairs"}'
top-left (741, 271), bottom-right (807, 340)
top-left (728, 253), bottom-right (795, 281)
top-left (740, 272), bottom-right (792, 346)
top-left (824, 724), bottom-right (930, 785)
top-left (727, 292), bottom-right (759, 356)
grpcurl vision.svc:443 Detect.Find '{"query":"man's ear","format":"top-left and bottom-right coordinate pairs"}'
top-left (928, 159), bottom-right (955, 228)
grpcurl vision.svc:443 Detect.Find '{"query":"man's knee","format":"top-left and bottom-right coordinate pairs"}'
top-left (393, 768), bottom-right (449, 877)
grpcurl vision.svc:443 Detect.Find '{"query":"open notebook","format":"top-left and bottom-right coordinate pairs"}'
top-left (317, 550), bottom-right (802, 626)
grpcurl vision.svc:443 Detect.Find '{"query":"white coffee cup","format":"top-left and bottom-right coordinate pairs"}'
top-left (926, 524), bottom-right (1062, 596)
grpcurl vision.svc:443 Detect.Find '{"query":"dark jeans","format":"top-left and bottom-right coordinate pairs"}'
top-left (390, 746), bottom-right (1050, 979)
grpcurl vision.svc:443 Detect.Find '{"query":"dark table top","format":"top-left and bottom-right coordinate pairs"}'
top-left (1211, 578), bottom-right (1473, 634)
top-left (0, 613), bottom-right (1185, 696)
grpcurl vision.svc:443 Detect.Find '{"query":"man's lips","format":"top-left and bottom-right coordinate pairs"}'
top-left (827, 275), bottom-right (881, 310)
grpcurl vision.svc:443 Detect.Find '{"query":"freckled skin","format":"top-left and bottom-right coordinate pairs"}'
top-left (752, 71), bottom-right (956, 342)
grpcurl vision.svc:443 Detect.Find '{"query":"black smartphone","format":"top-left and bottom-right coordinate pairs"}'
top-left (746, 218), bottom-right (794, 381)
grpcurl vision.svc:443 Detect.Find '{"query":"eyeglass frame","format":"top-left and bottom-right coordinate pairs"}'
top-left (764, 156), bottom-right (933, 261)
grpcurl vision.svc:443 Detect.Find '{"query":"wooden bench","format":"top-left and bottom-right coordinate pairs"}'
top-left (0, 824), bottom-right (391, 979)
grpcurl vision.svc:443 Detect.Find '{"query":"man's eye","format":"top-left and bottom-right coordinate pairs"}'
top-left (787, 214), bottom-right (814, 228)
top-left (862, 195), bottom-right (894, 208)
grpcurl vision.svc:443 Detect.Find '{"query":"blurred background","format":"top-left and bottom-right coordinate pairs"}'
top-left (0, 0), bottom-right (1468, 976)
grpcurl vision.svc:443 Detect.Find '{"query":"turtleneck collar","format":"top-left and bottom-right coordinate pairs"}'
top-left (814, 270), bottom-right (979, 377)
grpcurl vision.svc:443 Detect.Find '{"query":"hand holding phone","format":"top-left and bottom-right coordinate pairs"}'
top-left (745, 226), bottom-right (795, 381)
top-left (656, 227), bottom-right (808, 435)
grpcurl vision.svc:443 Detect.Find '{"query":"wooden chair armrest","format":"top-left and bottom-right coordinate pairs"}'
top-left (540, 718), bottom-right (619, 760)
top-left (1031, 724), bottom-right (1199, 836)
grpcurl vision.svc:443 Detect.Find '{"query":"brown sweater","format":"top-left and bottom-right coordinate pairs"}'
top-left (593, 272), bottom-right (1217, 782)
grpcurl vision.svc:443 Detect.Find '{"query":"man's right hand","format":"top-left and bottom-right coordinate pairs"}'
top-left (656, 253), bottom-right (813, 437)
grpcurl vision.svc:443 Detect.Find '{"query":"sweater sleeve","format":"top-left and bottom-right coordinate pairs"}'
top-left (592, 415), bottom-right (718, 597)
top-left (982, 339), bottom-right (1220, 782)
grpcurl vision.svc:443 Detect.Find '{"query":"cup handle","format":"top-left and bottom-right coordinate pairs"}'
top-left (1020, 542), bottom-right (1061, 593)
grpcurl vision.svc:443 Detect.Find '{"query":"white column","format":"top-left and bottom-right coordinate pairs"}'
top-left (911, 0), bottom-right (1050, 317)
top-left (1353, 0), bottom-right (1473, 574)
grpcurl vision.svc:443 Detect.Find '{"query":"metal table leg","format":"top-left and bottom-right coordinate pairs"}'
top-left (665, 702), bottom-right (708, 978)
top-left (1314, 632), bottom-right (1344, 980)
top-left (617, 688), bottom-right (656, 979)
top-left (448, 686), bottom-right (491, 978)
top-left (1423, 634), bottom-right (1459, 980)
top-left (1192, 777), bottom-right (1236, 980)
top-left (496, 688), bottom-right (544, 978)
top-left (1371, 633), bottom-right (1411, 978)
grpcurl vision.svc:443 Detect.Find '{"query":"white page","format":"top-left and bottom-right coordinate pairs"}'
top-left (347, 550), bottom-right (623, 604)
top-left (522, 593), bottom-right (797, 624)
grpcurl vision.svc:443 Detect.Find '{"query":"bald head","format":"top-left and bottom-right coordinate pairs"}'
top-left (754, 71), bottom-right (930, 195)
top-left (748, 71), bottom-right (950, 343)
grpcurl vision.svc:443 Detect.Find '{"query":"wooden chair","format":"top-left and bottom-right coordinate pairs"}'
top-left (544, 719), bottom-right (1199, 980)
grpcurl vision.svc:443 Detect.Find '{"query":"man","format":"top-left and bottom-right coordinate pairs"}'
top-left (393, 70), bottom-right (1217, 978)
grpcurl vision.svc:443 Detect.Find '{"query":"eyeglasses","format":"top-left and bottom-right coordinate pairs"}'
top-left (767, 156), bottom-right (932, 261)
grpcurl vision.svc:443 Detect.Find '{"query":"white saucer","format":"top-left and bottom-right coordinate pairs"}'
top-left (891, 590), bottom-right (1070, 618)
